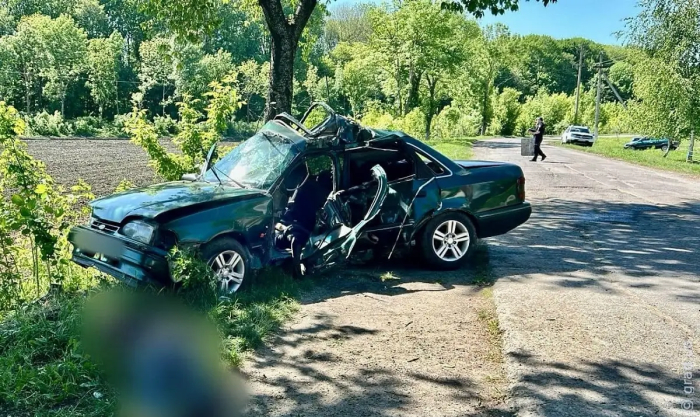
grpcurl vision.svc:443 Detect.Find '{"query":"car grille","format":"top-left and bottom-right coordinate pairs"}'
top-left (90, 218), bottom-right (120, 234)
top-left (572, 134), bottom-right (591, 139)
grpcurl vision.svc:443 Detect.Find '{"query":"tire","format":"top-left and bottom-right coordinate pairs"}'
top-left (419, 212), bottom-right (477, 270)
top-left (201, 237), bottom-right (250, 294)
top-left (661, 145), bottom-right (669, 152)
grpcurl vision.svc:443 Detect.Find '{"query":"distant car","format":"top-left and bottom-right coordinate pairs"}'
top-left (623, 136), bottom-right (679, 151)
top-left (561, 125), bottom-right (595, 146)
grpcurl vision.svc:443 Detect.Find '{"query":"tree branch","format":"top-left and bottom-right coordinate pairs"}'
top-left (258, 0), bottom-right (290, 39)
top-left (292, 0), bottom-right (318, 42)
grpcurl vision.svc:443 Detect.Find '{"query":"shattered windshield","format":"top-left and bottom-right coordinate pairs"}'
top-left (203, 131), bottom-right (298, 189)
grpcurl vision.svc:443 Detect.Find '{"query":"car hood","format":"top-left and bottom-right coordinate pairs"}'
top-left (91, 181), bottom-right (264, 223)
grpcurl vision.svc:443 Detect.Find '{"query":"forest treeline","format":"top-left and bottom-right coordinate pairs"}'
top-left (0, 0), bottom-right (696, 141)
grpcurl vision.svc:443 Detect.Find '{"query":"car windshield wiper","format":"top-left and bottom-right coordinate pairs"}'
top-left (209, 165), bottom-right (246, 189)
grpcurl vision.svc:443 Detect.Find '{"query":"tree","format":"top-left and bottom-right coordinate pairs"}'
top-left (237, 60), bottom-right (269, 121)
top-left (141, 0), bottom-right (558, 121)
top-left (490, 87), bottom-right (521, 135)
top-left (86, 32), bottom-right (124, 118)
top-left (625, 0), bottom-right (700, 139)
top-left (444, 0), bottom-right (557, 16)
top-left (1, 15), bottom-right (50, 111)
top-left (137, 37), bottom-right (174, 113)
top-left (323, 4), bottom-right (373, 51)
top-left (72, 0), bottom-right (111, 39)
top-left (102, 0), bottom-right (150, 61)
top-left (39, 15), bottom-right (89, 117)
top-left (0, 6), bottom-right (15, 35)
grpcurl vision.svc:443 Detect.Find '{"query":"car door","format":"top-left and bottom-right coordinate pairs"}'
top-left (343, 140), bottom-right (441, 240)
top-left (300, 164), bottom-right (389, 274)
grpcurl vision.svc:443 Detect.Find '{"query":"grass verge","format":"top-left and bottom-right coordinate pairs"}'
top-left (0, 269), bottom-right (301, 416)
top-left (429, 136), bottom-right (478, 160)
top-left (558, 136), bottom-right (700, 177)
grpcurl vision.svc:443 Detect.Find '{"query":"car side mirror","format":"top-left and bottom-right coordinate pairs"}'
top-left (181, 173), bottom-right (198, 181)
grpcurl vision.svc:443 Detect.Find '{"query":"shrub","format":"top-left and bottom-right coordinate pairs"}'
top-left (73, 116), bottom-right (102, 137)
top-left (0, 102), bottom-right (96, 310)
top-left (23, 111), bottom-right (73, 136)
top-left (153, 114), bottom-right (179, 137)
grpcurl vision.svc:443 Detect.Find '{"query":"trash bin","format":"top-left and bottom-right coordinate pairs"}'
top-left (521, 137), bottom-right (535, 157)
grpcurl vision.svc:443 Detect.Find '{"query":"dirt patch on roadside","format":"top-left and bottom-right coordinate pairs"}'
top-left (242, 250), bottom-right (512, 416)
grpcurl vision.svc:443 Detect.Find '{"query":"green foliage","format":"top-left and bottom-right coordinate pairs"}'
top-left (127, 73), bottom-right (243, 181)
top-left (0, 102), bottom-right (95, 309)
top-left (23, 110), bottom-right (72, 136)
top-left (489, 87), bottom-right (521, 135)
top-left (0, 292), bottom-right (114, 416)
top-left (516, 90), bottom-right (572, 135)
top-left (113, 179), bottom-right (135, 193)
top-left (86, 31), bottom-right (123, 118)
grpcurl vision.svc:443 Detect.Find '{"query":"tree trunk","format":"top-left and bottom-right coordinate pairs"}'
top-left (480, 81), bottom-right (490, 136)
top-left (264, 33), bottom-right (296, 121)
top-left (424, 75), bottom-right (437, 141)
top-left (24, 71), bottom-right (30, 112)
top-left (406, 68), bottom-right (421, 115)
top-left (259, 0), bottom-right (317, 122)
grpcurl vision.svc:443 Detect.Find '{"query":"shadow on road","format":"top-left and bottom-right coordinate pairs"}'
top-left (244, 198), bottom-right (699, 415)
top-left (244, 312), bottom-right (509, 417)
top-left (508, 351), bottom-right (679, 416)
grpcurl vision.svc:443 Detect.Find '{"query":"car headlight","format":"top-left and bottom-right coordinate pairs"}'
top-left (121, 220), bottom-right (156, 244)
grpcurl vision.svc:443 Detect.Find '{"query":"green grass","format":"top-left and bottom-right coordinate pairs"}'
top-left (429, 136), bottom-right (479, 160)
top-left (559, 136), bottom-right (700, 177)
top-left (0, 269), bottom-right (300, 416)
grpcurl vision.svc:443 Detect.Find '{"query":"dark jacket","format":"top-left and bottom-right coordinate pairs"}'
top-left (532, 122), bottom-right (546, 142)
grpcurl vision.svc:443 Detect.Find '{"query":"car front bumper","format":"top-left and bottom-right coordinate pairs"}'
top-left (68, 225), bottom-right (171, 287)
top-left (476, 201), bottom-right (532, 239)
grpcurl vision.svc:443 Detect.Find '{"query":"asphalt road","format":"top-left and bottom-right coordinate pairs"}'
top-left (473, 139), bottom-right (700, 416)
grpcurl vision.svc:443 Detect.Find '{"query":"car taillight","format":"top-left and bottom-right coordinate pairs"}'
top-left (517, 176), bottom-right (526, 201)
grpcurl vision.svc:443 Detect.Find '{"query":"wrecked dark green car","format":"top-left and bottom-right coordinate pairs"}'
top-left (68, 103), bottom-right (531, 293)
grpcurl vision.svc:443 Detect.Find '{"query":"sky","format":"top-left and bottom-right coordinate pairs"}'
top-left (331, 0), bottom-right (641, 46)
top-left (477, 0), bottom-right (640, 45)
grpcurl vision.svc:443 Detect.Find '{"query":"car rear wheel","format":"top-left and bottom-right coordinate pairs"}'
top-left (419, 212), bottom-right (476, 270)
top-left (202, 237), bottom-right (250, 294)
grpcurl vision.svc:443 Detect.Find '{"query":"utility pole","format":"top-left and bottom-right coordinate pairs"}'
top-left (688, 130), bottom-right (695, 162)
top-left (574, 45), bottom-right (584, 125)
top-left (603, 74), bottom-right (627, 109)
top-left (594, 53), bottom-right (602, 140)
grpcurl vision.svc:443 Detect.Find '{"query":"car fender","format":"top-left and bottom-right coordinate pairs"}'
top-left (411, 207), bottom-right (479, 242)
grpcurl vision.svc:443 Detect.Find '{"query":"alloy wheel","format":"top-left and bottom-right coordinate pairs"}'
top-left (209, 250), bottom-right (245, 294)
top-left (432, 220), bottom-right (470, 262)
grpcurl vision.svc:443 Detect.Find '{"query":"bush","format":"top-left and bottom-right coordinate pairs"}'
top-left (23, 111), bottom-right (73, 136)
top-left (431, 105), bottom-right (481, 139)
top-left (98, 114), bottom-right (129, 138)
top-left (153, 114), bottom-right (179, 137)
top-left (73, 116), bottom-right (102, 137)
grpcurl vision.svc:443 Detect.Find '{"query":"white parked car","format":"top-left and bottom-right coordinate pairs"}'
top-left (561, 125), bottom-right (595, 146)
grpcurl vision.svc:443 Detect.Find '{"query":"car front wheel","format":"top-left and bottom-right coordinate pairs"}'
top-left (419, 212), bottom-right (477, 270)
top-left (202, 237), bottom-right (250, 294)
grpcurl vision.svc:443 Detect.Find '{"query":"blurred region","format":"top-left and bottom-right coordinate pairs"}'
top-left (82, 289), bottom-right (247, 417)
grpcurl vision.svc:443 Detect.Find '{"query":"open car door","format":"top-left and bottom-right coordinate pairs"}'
top-left (300, 165), bottom-right (389, 274)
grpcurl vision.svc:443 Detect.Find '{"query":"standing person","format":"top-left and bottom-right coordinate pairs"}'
top-left (528, 117), bottom-right (547, 162)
